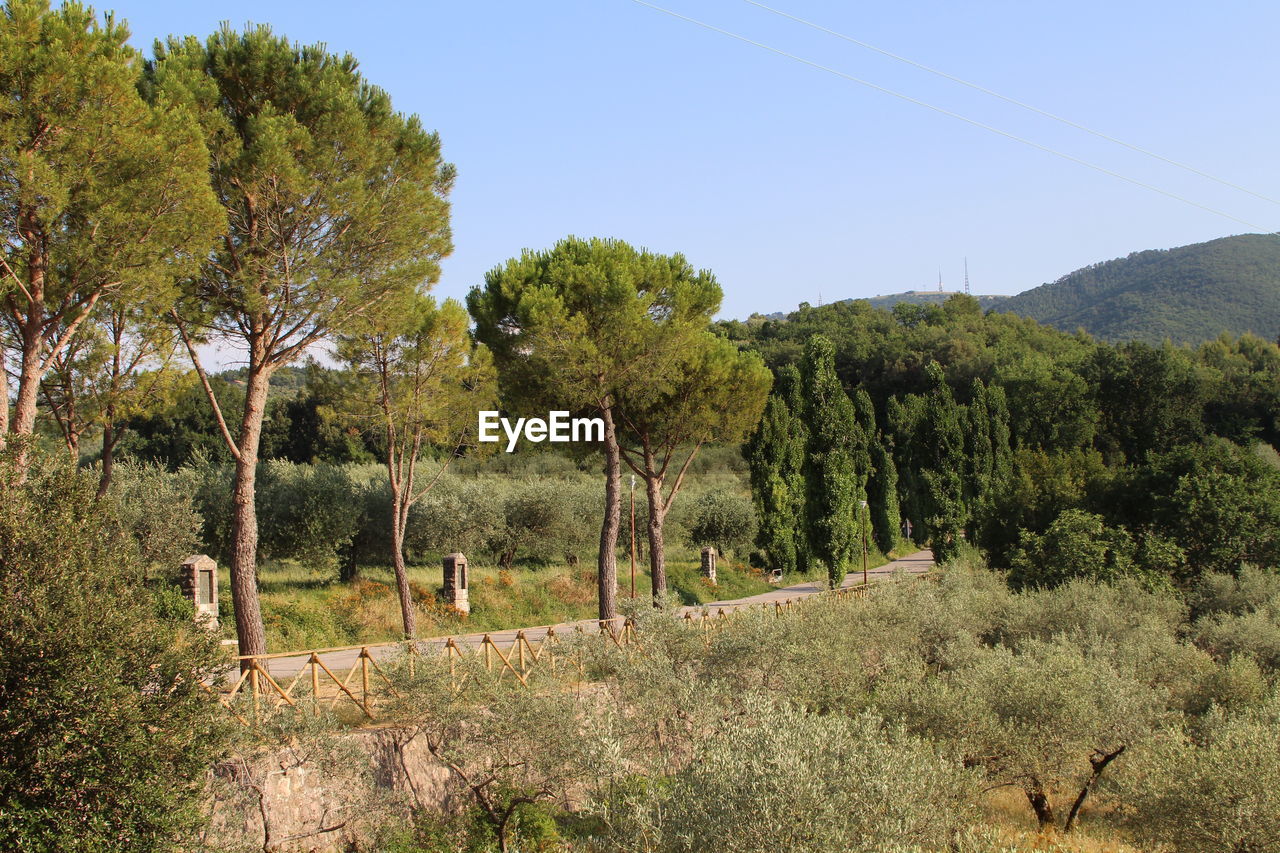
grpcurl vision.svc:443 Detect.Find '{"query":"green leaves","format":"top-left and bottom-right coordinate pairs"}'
top-left (147, 23), bottom-right (454, 360)
top-left (0, 452), bottom-right (229, 851)
top-left (801, 335), bottom-right (864, 586)
top-left (1, 0), bottom-right (221, 440)
top-left (470, 236), bottom-right (722, 414)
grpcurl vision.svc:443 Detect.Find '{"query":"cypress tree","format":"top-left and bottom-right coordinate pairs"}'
top-left (920, 363), bottom-right (966, 563)
top-left (800, 336), bottom-right (860, 588)
top-left (887, 394), bottom-right (927, 544)
top-left (746, 366), bottom-right (807, 574)
top-left (869, 437), bottom-right (902, 555)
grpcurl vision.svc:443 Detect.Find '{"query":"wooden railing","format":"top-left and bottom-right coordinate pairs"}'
top-left (210, 577), bottom-right (884, 724)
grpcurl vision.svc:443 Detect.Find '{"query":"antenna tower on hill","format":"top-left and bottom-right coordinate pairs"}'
top-left (964, 257), bottom-right (970, 295)
top-left (937, 270), bottom-right (943, 293)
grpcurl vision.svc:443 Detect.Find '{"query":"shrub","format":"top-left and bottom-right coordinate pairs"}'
top-left (687, 491), bottom-right (756, 556)
top-left (0, 453), bottom-right (229, 851)
top-left (1116, 691), bottom-right (1280, 852)
top-left (599, 693), bottom-right (977, 852)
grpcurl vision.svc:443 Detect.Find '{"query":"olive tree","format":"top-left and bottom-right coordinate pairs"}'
top-left (383, 657), bottom-right (593, 853)
top-left (905, 637), bottom-right (1166, 834)
top-left (598, 694), bottom-right (978, 853)
top-left (1116, 693), bottom-right (1280, 852)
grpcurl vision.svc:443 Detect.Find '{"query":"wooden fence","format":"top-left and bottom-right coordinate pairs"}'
top-left (209, 579), bottom-right (880, 725)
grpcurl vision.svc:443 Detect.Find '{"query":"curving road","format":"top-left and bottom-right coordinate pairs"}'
top-left (248, 550), bottom-right (934, 680)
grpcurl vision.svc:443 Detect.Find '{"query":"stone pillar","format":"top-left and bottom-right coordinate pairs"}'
top-left (180, 554), bottom-right (219, 629)
top-left (700, 546), bottom-right (717, 584)
top-left (442, 553), bottom-right (470, 614)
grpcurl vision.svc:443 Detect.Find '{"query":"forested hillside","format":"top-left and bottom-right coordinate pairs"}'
top-left (723, 294), bottom-right (1280, 587)
top-left (998, 233), bottom-right (1280, 343)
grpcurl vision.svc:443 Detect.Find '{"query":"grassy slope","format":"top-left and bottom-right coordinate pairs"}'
top-left (248, 553), bottom-right (779, 650)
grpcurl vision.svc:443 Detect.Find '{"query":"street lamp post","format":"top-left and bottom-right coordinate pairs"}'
top-left (859, 499), bottom-right (869, 586)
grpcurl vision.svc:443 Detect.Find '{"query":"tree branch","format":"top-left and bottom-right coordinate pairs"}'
top-left (170, 309), bottom-right (242, 461)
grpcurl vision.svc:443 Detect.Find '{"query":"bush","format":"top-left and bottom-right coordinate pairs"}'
top-left (1190, 566), bottom-right (1280, 670)
top-left (106, 459), bottom-right (204, 579)
top-left (1116, 691), bottom-right (1280, 852)
top-left (687, 491), bottom-right (756, 556)
top-left (0, 452), bottom-right (230, 852)
top-left (1007, 509), bottom-right (1184, 590)
top-left (600, 694), bottom-right (977, 852)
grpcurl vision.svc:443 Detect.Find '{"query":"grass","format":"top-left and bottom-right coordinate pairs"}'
top-left (971, 788), bottom-right (1146, 852)
top-left (231, 535), bottom-right (922, 651)
top-left (242, 549), bottom-right (779, 651)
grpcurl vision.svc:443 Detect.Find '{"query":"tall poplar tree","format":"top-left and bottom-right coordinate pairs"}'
top-left (852, 388), bottom-right (877, 488)
top-left (964, 379), bottom-right (995, 515)
top-left (988, 382), bottom-right (1014, 488)
top-left (0, 0), bottom-right (219, 465)
top-left (746, 365), bottom-right (809, 575)
top-left (146, 26), bottom-right (455, 656)
top-left (800, 336), bottom-right (861, 588)
top-left (920, 362), bottom-right (966, 563)
top-left (469, 237), bottom-right (720, 622)
top-left (887, 393), bottom-right (927, 544)
top-left (868, 431), bottom-right (902, 555)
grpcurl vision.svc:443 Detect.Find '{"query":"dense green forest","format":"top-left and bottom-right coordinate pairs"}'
top-left (723, 294), bottom-right (1280, 590)
top-left (999, 233), bottom-right (1280, 344)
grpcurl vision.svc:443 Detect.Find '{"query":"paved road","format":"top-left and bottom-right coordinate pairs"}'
top-left (247, 550), bottom-right (934, 680)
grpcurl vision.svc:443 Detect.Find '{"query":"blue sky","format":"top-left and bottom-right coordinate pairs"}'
top-left (116, 0), bottom-right (1280, 320)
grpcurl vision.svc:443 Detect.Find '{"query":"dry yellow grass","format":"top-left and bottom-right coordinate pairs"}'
top-left (974, 788), bottom-right (1149, 853)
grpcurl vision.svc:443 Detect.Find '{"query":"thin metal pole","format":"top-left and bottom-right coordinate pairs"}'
top-left (861, 501), bottom-right (869, 587)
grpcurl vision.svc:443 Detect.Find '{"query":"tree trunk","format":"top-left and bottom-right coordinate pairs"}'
top-left (644, 467), bottom-right (667, 600)
top-left (1064, 745), bottom-right (1126, 833)
top-left (597, 406), bottom-right (621, 623)
top-left (229, 365), bottom-right (271, 659)
top-left (389, 509), bottom-right (416, 639)
top-left (1026, 784), bottom-right (1056, 831)
top-left (97, 417), bottom-right (116, 499)
top-left (11, 326), bottom-right (42, 434)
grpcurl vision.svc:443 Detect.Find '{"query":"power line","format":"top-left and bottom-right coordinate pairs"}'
top-left (626, 0), bottom-right (1271, 231)
top-left (743, 0), bottom-right (1280, 208)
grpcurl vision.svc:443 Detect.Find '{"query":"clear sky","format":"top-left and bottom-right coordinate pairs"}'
top-left (114, 0), bottom-right (1280, 321)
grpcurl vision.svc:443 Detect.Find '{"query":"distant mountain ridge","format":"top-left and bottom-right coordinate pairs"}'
top-left (766, 234), bottom-right (1280, 345)
top-left (859, 291), bottom-right (1010, 312)
top-left (997, 234), bottom-right (1280, 344)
